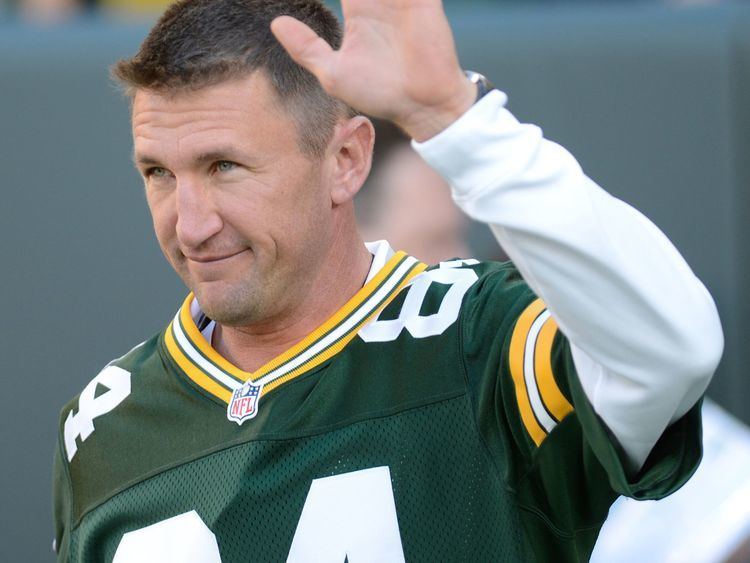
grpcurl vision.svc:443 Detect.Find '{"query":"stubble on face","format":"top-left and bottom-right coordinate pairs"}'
top-left (180, 212), bottom-right (322, 330)
top-left (175, 247), bottom-right (268, 327)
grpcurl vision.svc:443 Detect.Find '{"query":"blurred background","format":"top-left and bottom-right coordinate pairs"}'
top-left (1, 0), bottom-right (749, 561)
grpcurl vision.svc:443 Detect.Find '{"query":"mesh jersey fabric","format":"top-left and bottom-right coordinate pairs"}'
top-left (53, 258), bottom-right (703, 562)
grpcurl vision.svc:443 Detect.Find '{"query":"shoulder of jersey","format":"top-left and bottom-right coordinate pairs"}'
top-left (57, 334), bottom-right (162, 462)
top-left (417, 258), bottom-right (524, 301)
top-left (359, 258), bottom-right (521, 344)
top-left (394, 258), bottom-right (522, 307)
top-left (59, 334), bottom-right (159, 410)
top-left (424, 258), bottom-right (518, 277)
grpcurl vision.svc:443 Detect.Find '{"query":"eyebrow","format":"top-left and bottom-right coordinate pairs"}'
top-left (194, 150), bottom-right (243, 164)
top-left (132, 152), bottom-right (161, 167)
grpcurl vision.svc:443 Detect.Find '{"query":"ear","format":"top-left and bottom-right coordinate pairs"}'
top-left (328, 116), bottom-right (375, 205)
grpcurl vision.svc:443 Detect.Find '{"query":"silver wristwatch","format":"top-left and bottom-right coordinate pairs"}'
top-left (465, 70), bottom-right (496, 103)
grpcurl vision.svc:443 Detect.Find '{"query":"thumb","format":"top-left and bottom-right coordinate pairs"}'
top-left (271, 16), bottom-right (336, 89)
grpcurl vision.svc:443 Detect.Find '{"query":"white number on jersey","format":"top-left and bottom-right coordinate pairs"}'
top-left (113, 467), bottom-right (405, 563)
top-left (359, 260), bottom-right (479, 342)
top-left (113, 511), bottom-right (221, 563)
top-left (288, 466), bottom-right (405, 562)
top-left (63, 365), bottom-right (132, 462)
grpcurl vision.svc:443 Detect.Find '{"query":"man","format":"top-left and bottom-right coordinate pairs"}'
top-left (53, 0), bottom-right (723, 561)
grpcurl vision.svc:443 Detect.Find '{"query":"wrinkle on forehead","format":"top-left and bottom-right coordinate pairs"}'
top-left (133, 107), bottom-right (247, 131)
top-left (131, 73), bottom-right (283, 128)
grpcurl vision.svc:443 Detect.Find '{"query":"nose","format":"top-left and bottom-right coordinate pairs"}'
top-left (175, 177), bottom-right (223, 250)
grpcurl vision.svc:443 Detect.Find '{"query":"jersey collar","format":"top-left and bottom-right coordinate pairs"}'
top-left (163, 242), bottom-right (426, 405)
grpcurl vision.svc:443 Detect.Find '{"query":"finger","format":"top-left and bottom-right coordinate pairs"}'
top-left (270, 16), bottom-right (336, 86)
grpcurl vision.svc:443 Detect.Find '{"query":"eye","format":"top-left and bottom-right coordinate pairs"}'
top-left (215, 161), bottom-right (237, 173)
top-left (145, 167), bottom-right (171, 179)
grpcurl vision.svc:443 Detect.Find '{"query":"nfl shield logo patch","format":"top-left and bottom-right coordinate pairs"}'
top-left (227, 381), bottom-right (264, 425)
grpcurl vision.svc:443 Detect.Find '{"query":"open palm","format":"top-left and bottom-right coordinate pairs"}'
top-left (271, 0), bottom-right (475, 141)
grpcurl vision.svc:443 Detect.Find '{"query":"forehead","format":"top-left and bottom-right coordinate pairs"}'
top-left (131, 73), bottom-right (298, 161)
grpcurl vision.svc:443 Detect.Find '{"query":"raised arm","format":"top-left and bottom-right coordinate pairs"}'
top-left (272, 0), bottom-right (724, 471)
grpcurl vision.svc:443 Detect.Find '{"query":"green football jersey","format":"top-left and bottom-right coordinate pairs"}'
top-left (53, 251), bottom-right (702, 562)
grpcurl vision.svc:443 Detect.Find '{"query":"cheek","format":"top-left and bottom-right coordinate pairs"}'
top-left (216, 163), bottom-right (329, 252)
top-left (287, 164), bottom-right (330, 214)
top-left (281, 181), bottom-right (330, 244)
top-left (256, 170), bottom-right (328, 233)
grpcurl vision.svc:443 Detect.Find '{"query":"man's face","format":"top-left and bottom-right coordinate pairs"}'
top-left (132, 73), bottom-right (334, 326)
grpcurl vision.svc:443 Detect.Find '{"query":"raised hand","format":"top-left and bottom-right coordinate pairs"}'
top-left (270, 0), bottom-right (477, 141)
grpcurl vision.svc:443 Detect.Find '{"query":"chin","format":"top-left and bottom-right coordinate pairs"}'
top-left (193, 281), bottom-right (262, 327)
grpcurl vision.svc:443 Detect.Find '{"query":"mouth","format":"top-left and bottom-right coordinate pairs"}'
top-left (185, 249), bottom-right (248, 265)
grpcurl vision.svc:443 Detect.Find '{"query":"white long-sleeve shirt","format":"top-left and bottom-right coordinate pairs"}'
top-left (412, 90), bottom-right (724, 471)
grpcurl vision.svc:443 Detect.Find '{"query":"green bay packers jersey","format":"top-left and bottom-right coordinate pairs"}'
top-left (53, 250), bottom-right (702, 562)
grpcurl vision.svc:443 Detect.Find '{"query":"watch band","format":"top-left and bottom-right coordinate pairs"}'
top-left (464, 70), bottom-right (496, 103)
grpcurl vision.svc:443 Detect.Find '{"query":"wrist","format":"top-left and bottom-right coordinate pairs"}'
top-left (397, 75), bottom-right (477, 142)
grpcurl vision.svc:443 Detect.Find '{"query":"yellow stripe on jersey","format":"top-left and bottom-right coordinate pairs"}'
top-left (509, 299), bottom-right (548, 446)
top-left (250, 252), bottom-right (416, 383)
top-left (177, 251), bottom-right (410, 386)
top-left (164, 251), bottom-right (426, 404)
top-left (509, 298), bottom-right (573, 446)
top-left (534, 316), bottom-right (573, 424)
top-left (263, 263), bottom-right (427, 394)
top-left (164, 322), bottom-right (233, 403)
top-left (178, 297), bottom-right (246, 383)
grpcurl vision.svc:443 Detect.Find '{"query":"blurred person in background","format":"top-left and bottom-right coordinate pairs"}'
top-left (358, 121), bottom-right (472, 265)
top-left (18, 0), bottom-right (84, 22)
top-left (359, 120), bottom-right (503, 265)
top-left (16, 0), bottom-right (168, 22)
top-left (97, 0), bottom-right (169, 18)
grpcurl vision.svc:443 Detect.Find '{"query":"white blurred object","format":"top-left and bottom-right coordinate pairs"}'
top-left (592, 400), bottom-right (750, 563)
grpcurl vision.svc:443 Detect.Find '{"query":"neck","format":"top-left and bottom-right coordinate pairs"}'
top-left (212, 218), bottom-right (373, 373)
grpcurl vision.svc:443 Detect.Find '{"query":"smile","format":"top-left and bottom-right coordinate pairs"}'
top-left (185, 249), bottom-right (248, 265)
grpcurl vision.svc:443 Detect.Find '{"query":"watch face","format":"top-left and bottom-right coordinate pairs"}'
top-left (464, 70), bottom-right (495, 102)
